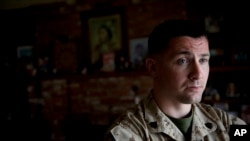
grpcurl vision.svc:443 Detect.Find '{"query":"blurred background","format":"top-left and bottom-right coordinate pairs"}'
top-left (1, 0), bottom-right (250, 140)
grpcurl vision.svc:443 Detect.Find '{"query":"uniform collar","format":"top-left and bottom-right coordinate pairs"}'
top-left (143, 93), bottom-right (218, 140)
top-left (191, 104), bottom-right (218, 140)
top-left (144, 93), bottom-right (185, 140)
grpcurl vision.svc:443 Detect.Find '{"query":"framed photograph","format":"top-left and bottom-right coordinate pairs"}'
top-left (17, 45), bottom-right (33, 58)
top-left (129, 37), bottom-right (148, 69)
top-left (204, 14), bottom-right (224, 33)
top-left (80, 6), bottom-right (127, 72)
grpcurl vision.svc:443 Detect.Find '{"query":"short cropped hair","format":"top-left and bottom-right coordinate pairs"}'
top-left (147, 19), bottom-right (206, 57)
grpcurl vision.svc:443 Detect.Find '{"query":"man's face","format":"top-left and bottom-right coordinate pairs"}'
top-left (154, 36), bottom-right (210, 104)
top-left (98, 28), bottom-right (109, 42)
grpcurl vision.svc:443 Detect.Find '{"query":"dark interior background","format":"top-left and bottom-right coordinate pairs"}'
top-left (1, 0), bottom-right (250, 140)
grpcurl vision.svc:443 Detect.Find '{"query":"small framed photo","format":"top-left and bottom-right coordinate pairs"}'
top-left (129, 37), bottom-right (148, 69)
top-left (17, 45), bottom-right (33, 58)
top-left (204, 14), bottom-right (224, 33)
top-left (88, 14), bottom-right (122, 65)
top-left (80, 6), bottom-right (127, 72)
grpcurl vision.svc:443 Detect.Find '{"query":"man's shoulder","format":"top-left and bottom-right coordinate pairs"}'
top-left (105, 104), bottom-right (146, 140)
top-left (195, 102), bottom-right (228, 116)
top-left (110, 103), bottom-right (145, 127)
top-left (195, 102), bottom-right (216, 110)
top-left (194, 102), bottom-right (247, 125)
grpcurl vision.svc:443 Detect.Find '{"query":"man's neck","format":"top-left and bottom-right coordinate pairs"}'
top-left (153, 90), bottom-right (192, 119)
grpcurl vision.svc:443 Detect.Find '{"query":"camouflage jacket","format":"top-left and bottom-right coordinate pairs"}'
top-left (104, 94), bottom-right (246, 141)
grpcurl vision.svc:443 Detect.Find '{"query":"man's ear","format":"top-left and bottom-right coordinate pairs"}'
top-left (145, 58), bottom-right (158, 76)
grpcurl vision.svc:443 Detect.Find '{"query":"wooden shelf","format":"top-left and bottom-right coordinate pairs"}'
top-left (37, 70), bottom-right (151, 81)
top-left (202, 97), bottom-right (250, 104)
top-left (210, 66), bottom-right (250, 72)
top-left (35, 65), bottom-right (250, 81)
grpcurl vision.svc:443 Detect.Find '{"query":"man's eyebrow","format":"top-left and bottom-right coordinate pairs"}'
top-left (200, 53), bottom-right (210, 57)
top-left (175, 51), bottom-right (210, 57)
top-left (176, 51), bottom-right (192, 55)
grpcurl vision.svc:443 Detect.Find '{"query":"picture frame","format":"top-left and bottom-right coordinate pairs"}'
top-left (204, 15), bottom-right (223, 33)
top-left (129, 37), bottom-right (148, 69)
top-left (80, 6), bottom-right (127, 72)
top-left (17, 45), bottom-right (33, 58)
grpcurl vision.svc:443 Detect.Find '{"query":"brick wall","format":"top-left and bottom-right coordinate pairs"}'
top-left (27, 73), bottom-right (153, 140)
top-left (33, 0), bottom-right (187, 73)
top-left (126, 0), bottom-right (187, 38)
top-left (26, 0), bottom-right (187, 140)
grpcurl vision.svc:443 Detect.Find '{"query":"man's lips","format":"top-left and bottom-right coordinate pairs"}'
top-left (186, 86), bottom-right (203, 91)
top-left (187, 86), bottom-right (202, 88)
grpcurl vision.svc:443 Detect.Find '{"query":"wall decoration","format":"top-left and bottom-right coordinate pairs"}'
top-left (81, 6), bottom-right (127, 72)
top-left (17, 45), bottom-right (33, 58)
top-left (129, 37), bottom-right (148, 69)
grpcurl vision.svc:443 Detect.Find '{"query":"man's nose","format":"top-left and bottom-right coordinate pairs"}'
top-left (188, 62), bottom-right (203, 80)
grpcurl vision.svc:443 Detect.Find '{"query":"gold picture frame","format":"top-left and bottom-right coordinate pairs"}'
top-left (80, 6), bottom-right (127, 71)
top-left (88, 14), bottom-right (122, 64)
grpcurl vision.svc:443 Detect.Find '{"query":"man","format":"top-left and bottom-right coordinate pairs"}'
top-left (104, 19), bottom-right (246, 141)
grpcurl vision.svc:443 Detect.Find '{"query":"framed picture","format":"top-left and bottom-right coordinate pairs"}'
top-left (129, 37), bottom-right (148, 69)
top-left (204, 14), bottom-right (224, 33)
top-left (80, 6), bottom-right (127, 72)
top-left (17, 45), bottom-right (33, 58)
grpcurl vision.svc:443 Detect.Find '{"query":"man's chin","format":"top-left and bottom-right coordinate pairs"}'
top-left (180, 94), bottom-right (202, 104)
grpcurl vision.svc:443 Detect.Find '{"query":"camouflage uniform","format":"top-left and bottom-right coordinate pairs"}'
top-left (104, 93), bottom-right (246, 141)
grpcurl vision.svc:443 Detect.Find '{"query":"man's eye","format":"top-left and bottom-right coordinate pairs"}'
top-left (177, 58), bottom-right (189, 65)
top-left (200, 58), bottom-right (209, 63)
